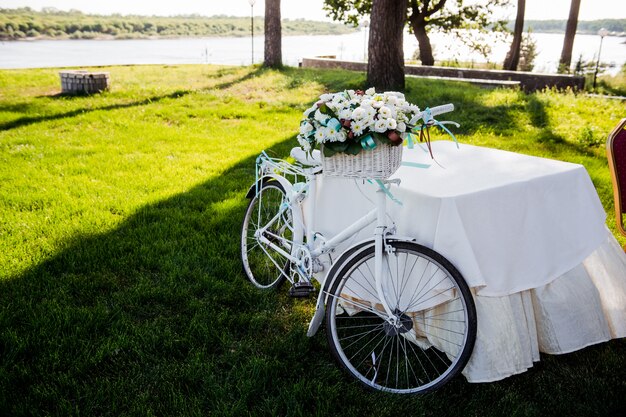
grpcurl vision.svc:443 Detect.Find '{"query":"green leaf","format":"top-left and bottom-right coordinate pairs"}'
top-left (322, 145), bottom-right (336, 157)
top-left (346, 142), bottom-right (362, 155)
top-left (372, 132), bottom-right (391, 145)
top-left (318, 103), bottom-right (337, 119)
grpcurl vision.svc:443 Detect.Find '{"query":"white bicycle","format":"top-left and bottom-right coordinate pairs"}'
top-left (240, 104), bottom-right (476, 394)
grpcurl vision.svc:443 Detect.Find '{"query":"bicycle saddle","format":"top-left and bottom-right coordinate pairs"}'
top-left (290, 147), bottom-right (321, 167)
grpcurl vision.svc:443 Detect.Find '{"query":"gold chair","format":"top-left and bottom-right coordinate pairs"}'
top-left (606, 118), bottom-right (626, 251)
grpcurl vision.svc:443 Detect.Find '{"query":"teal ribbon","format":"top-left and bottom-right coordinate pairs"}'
top-left (374, 180), bottom-right (403, 206)
top-left (406, 106), bottom-right (460, 147)
top-left (360, 134), bottom-right (376, 150)
top-left (327, 117), bottom-right (341, 132)
top-left (434, 121), bottom-right (460, 148)
top-left (401, 161), bottom-right (431, 169)
top-left (406, 132), bottom-right (416, 149)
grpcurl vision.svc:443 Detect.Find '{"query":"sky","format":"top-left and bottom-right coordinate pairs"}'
top-left (2, 0), bottom-right (625, 21)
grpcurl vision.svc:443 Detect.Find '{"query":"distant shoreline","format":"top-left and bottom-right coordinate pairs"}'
top-left (1, 32), bottom-right (357, 42)
top-left (2, 31), bottom-right (624, 43)
top-left (2, 8), bottom-right (624, 42)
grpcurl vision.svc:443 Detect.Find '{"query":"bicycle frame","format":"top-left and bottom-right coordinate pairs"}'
top-left (254, 156), bottom-right (399, 322)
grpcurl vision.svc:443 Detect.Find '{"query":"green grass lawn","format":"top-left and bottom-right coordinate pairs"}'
top-left (0, 64), bottom-right (625, 416)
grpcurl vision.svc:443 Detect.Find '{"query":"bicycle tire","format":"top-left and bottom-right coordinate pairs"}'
top-left (240, 180), bottom-right (292, 289)
top-left (325, 240), bottom-right (476, 394)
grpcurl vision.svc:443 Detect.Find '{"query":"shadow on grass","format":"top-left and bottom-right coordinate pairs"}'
top-left (0, 136), bottom-right (327, 416)
top-left (1, 66), bottom-right (624, 416)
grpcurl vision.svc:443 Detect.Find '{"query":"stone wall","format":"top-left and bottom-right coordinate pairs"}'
top-left (301, 58), bottom-right (585, 92)
top-left (60, 70), bottom-right (110, 94)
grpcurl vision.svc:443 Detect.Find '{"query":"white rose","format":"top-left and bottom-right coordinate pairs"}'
top-left (335, 130), bottom-right (347, 142)
top-left (386, 95), bottom-right (398, 106)
top-left (352, 107), bottom-right (366, 120)
top-left (304, 105), bottom-right (317, 117)
top-left (386, 118), bottom-right (397, 130)
top-left (374, 119), bottom-right (388, 133)
top-left (314, 109), bottom-right (328, 124)
top-left (298, 135), bottom-right (312, 151)
top-left (300, 121), bottom-right (314, 135)
top-left (339, 108), bottom-right (352, 120)
top-left (379, 106), bottom-right (392, 119)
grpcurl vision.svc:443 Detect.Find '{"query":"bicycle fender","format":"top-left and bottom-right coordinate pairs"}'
top-left (306, 235), bottom-right (418, 337)
top-left (307, 238), bottom-right (375, 337)
top-left (244, 174), bottom-right (292, 199)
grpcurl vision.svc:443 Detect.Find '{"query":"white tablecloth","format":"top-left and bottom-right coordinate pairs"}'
top-left (308, 141), bottom-right (626, 382)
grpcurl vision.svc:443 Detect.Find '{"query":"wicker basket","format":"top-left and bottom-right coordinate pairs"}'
top-left (321, 143), bottom-right (403, 179)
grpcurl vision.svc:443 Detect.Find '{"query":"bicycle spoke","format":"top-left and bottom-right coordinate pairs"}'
top-left (327, 241), bottom-right (476, 394)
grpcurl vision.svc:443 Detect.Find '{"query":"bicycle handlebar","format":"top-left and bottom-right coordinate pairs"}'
top-left (409, 103), bottom-right (454, 125)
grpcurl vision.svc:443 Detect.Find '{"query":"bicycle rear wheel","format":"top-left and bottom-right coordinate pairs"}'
top-left (240, 181), bottom-right (292, 289)
top-left (325, 240), bottom-right (476, 394)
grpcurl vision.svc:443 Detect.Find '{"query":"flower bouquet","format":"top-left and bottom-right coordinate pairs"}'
top-left (297, 88), bottom-right (422, 179)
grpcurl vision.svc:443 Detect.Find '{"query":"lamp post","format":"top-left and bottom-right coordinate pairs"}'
top-left (593, 28), bottom-right (609, 90)
top-left (248, 0), bottom-right (256, 65)
top-left (361, 19), bottom-right (369, 62)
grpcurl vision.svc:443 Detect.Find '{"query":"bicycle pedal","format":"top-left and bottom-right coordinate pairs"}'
top-left (288, 282), bottom-right (315, 298)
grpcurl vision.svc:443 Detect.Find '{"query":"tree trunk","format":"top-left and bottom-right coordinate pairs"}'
top-left (411, 19), bottom-right (434, 66)
top-left (367, 0), bottom-right (408, 91)
top-left (503, 0), bottom-right (526, 71)
top-left (559, 0), bottom-right (581, 73)
top-left (264, 0), bottom-right (282, 68)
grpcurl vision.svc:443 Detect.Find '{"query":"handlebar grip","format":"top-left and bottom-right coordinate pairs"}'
top-left (428, 103), bottom-right (454, 117)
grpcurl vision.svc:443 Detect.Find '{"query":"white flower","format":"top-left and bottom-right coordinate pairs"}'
top-left (315, 128), bottom-right (327, 142)
top-left (314, 109), bottom-right (328, 124)
top-left (352, 107), bottom-right (366, 120)
top-left (386, 118), bottom-right (397, 130)
top-left (362, 116), bottom-right (375, 128)
top-left (374, 119), bottom-right (388, 133)
top-left (360, 99), bottom-right (372, 108)
top-left (397, 121), bottom-right (406, 132)
top-left (371, 99), bottom-right (383, 109)
top-left (365, 106), bottom-right (377, 118)
top-left (298, 135), bottom-right (312, 151)
top-left (365, 87), bottom-right (376, 95)
top-left (384, 91), bottom-right (405, 100)
top-left (334, 130), bottom-right (347, 142)
top-left (304, 105), bottom-right (317, 117)
top-left (320, 93), bottom-right (333, 102)
top-left (332, 93), bottom-right (345, 103)
top-left (351, 121), bottom-right (365, 136)
top-left (379, 106), bottom-right (392, 119)
top-left (326, 124), bottom-right (340, 141)
top-left (300, 121), bottom-right (314, 135)
top-left (339, 108), bottom-right (352, 120)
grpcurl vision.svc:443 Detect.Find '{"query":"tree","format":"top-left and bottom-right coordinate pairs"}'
top-left (323, 0), bottom-right (510, 66)
top-left (367, 0), bottom-right (407, 91)
top-left (503, 0), bottom-right (525, 71)
top-left (264, 0), bottom-right (282, 68)
top-left (559, 0), bottom-right (581, 73)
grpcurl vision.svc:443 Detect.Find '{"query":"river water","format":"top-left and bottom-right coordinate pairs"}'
top-left (1, 31), bottom-right (624, 75)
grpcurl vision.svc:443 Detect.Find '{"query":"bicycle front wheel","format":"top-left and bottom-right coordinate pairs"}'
top-left (325, 240), bottom-right (476, 394)
top-left (240, 181), bottom-right (292, 289)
